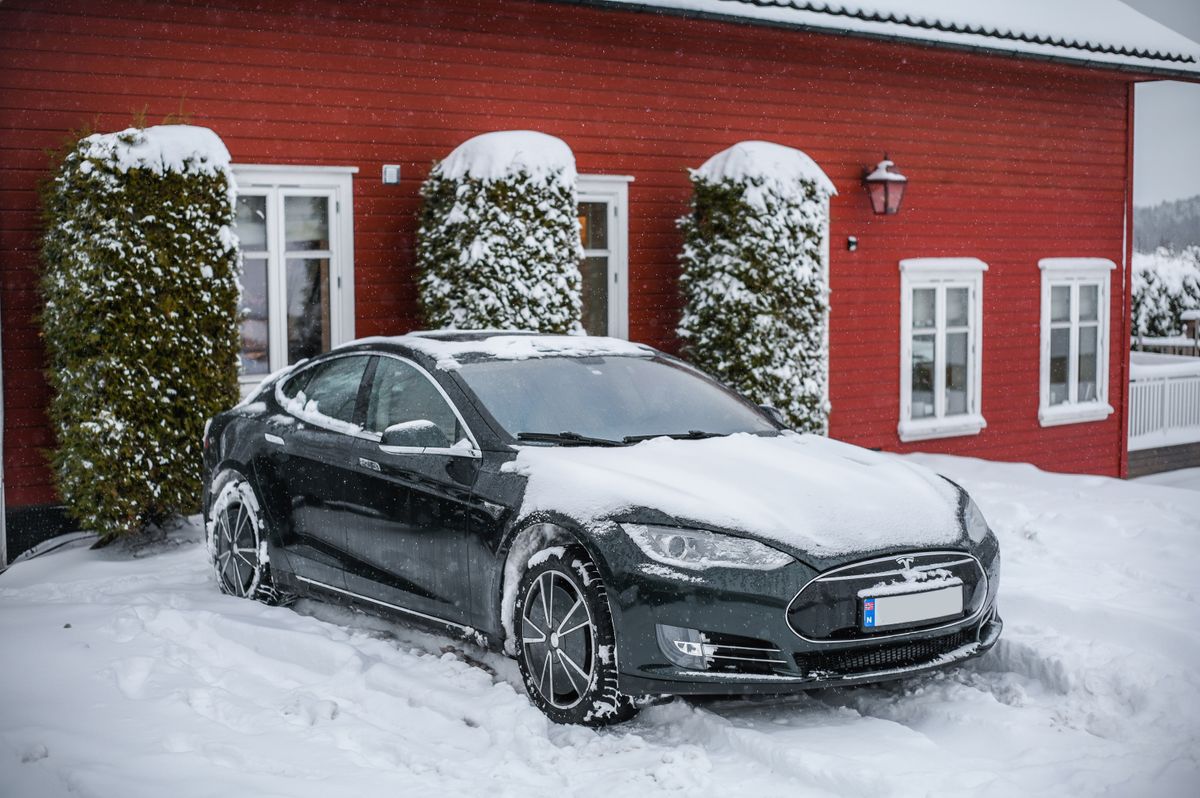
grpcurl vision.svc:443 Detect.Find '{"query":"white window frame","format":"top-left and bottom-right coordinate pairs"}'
top-left (1037, 258), bottom-right (1116, 427)
top-left (577, 174), bottom-right (632, 339)
top-left (898, 258), bottom-right (988, 442)
top-left (232, 164), bottom-right (357, 388)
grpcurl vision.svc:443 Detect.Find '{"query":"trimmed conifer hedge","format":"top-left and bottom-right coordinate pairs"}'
top-left (40, 125), bottom-right (241, 540)
top-left (678, 141), bottom-right (836, 433)
top-left (417, 130), bottom-right (584, 333)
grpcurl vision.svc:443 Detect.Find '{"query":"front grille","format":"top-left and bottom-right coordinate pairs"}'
top-left (703, 632), bottom-right (788, 676)
top-left (794, 629), bottom-right (974, 678)
top-left (788, 551), bottom-right (987, 641)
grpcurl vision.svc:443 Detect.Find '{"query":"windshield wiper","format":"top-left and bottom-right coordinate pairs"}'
top-left (516, 431), bottom-right (625, 447)
top-left (622, 430), bottom-right (725, 444)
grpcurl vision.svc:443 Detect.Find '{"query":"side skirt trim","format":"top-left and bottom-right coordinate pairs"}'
top-left (295, 575), bottom-right (474, 634)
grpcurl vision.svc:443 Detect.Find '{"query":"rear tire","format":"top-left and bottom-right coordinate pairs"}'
top-left (206, 472), bottom-right (277, 603)
top-left (514, 545), bottom-right (637, 726)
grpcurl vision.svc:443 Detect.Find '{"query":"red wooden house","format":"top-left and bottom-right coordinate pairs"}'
top-left (3, 0), bottom-right (1199, 561)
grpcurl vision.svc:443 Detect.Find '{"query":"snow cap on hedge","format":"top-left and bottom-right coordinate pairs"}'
top-left (40, 124), bottom-right (242, 540)
top-left (679, 140), bottom-right (834, 433)
top-left (417, 130), bottom-right (584, 333)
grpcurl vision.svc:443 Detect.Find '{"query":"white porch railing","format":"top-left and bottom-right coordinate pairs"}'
top-left (1129, 353), bottom-right (1200, 451)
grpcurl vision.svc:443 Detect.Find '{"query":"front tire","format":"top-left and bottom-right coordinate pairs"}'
top-left (514, 545), bottom-right (637, 726)
top-left (206, 472), bottom-right (275, 603)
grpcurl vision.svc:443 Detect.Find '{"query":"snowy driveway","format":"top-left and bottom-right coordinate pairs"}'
top-left (2, 455), bottom-right (1198, 797)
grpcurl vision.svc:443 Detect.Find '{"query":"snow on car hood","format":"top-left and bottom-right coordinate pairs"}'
top-left (504, 433), bottom-right (964, 558)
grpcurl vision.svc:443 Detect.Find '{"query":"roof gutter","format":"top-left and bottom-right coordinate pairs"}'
top-left (561, 0), bottom-right (1200, 83)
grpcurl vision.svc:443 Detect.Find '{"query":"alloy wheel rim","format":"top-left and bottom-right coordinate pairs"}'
top-left (215, 501), bottom-right (259, 597)
top-left (521, 570), bottom-right (595, 709)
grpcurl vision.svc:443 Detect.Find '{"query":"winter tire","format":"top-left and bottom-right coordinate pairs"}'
top-left (206, 472), bottom-right (276, 603)
top-left (515, 545), bottom-right (637, 726)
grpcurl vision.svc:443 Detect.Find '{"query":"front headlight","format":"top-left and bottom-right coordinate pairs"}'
top-left (620, 523), bottom-right (793, 571)
top-left (964, 496), bottom-right (990, 544)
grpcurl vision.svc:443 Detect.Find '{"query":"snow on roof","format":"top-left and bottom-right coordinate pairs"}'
top-left (347, 332), bottom-right (656, 370)
top-left (434, 130), bottom-right (577, 187)
top-left (592, 0), bottom-right (1200, 77)
top-left (78, 125), bottom-right (232, 176)
top-left (695, 140), bottom-right (837, 196)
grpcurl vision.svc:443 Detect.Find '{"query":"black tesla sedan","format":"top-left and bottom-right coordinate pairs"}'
top-left (203, 331), bottom-right (1001, 725)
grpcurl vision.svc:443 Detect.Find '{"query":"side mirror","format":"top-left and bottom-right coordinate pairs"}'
top-left (380, 419), bottom-right (447, 449)
top-left (758, 404), bottom-right (789, 428)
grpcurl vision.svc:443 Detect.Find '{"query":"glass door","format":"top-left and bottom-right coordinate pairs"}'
top-left (576, 176), bottom-right (630, 339)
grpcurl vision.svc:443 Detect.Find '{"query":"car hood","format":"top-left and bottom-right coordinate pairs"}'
top-left (504, 432), bottom-right (965, 566)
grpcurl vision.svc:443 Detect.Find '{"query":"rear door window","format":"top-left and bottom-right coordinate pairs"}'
top-left (281, 355), bottom-right (371, 428)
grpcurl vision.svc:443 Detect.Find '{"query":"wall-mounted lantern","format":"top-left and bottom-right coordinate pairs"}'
top-left (862, 156), bottom-right (907, 215)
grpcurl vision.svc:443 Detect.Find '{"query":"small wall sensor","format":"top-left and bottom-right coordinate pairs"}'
top-left (382, 164), bottom-right (401, 185)
top-left (847, 236), bottom-right (858, 252)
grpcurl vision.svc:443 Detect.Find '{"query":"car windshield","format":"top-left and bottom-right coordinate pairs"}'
top-left (456, 355), bottom-right (777, 443)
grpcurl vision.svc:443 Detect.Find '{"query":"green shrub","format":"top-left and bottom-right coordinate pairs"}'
top-left (40, 125), bottom-right (241, 540)
top-left (417, 131), bottom-right (583, 332)
top-left (678, 141), bottom-right (835, 433)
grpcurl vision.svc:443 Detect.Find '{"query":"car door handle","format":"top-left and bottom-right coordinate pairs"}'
top-left (358, 457), bottom-right (381, 472)
top-left (265, 433), bottom-right (285, 445)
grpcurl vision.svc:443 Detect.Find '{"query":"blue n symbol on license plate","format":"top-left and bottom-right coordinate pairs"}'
top-left (864, 598), bottom-right (876, 628)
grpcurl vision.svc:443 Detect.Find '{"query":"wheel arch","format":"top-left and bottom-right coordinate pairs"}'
top-left (495, 514), bottom-right (614, 656)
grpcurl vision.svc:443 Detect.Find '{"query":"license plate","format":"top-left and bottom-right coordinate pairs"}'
top-left (862, 585), bottom-right (963, 630)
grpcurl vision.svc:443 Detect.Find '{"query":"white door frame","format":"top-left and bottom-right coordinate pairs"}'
top-left (0, 293), bottom-right (6, 566)
top-left (232, 165), bottom-right (357, 387)
top-left (577, 174), bottom-right (633, 339)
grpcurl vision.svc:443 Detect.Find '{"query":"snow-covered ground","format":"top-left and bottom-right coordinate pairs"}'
top-left (2, 454), bottom-right (1198, 797)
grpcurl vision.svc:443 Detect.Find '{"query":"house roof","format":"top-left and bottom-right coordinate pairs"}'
top-left (584, 0), bottom-right (1200, 79)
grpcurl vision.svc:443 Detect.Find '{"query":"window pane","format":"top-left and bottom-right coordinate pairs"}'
top-left (1079, 284), bottom-right (1099, 322)
top-left (945, 331), bottom-right (969, 415)
top-left (1077, 325), bottom-right (1098, 402)
top-left (235, 195), bottom-right (268, 251)
top-left (912, 288), bottom-right (936, 330)
top-left (365, 358), bottom-right (459, 446)
top-left (287, 258), bottom-right (331, 364)
top-left (580, 255), bottom-right (609, 336)
top-left (1051, 285), bottom-right (1070, 323)
top-left (946, 287), bottom-right (969, 327)
top-left (911, 334), bottom-right (936, 419)
top-left (578, 201), bottom-right (608, 251)
top-left (1049, 327), bottom-right (1070, 405)
top-left (239, 257), bottom-right (269, 376)
top-left (297, 356), bottom-right (369, 424)
top-left (285, 195), bottom-right (330, 252)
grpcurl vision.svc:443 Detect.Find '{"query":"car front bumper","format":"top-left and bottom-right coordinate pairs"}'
top-left (596, 530), bottom-right (1002, 697)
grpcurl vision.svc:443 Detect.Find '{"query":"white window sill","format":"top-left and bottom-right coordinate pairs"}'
top-left (898, 414), bottom-right (987, 442)
top-left (1038, 402), bottom-right (1114, 427)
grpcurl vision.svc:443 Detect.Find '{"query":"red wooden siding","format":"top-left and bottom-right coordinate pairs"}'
top-left (0, 0), bottom-right (1135, 507)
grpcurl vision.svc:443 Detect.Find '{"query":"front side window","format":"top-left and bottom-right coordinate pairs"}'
top-left (1038, 259), bottom-right (1115, 426)
top-left (232, 166), bottom-right (356, 385)
top-left (898, 258), bottom-right (987, 442)
top-left (364, 357), bottom-right (464, 448)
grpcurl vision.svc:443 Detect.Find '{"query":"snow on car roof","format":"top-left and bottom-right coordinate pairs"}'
top-left (590, 0), bottom-right (1200, 77)
top-left (345, 332), bottom-right (657, 370)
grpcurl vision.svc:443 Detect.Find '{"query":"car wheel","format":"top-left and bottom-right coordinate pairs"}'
top-left (515, 545), bottom-right (637, 726)
top-left (206, 472), bottom-right (275, 603)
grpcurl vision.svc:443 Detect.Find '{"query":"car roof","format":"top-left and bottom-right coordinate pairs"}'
top-left (333, 331), bottom-right (659, 369)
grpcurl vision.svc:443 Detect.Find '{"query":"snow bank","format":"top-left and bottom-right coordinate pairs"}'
top-left (695, 140), bottom-right (836, 199)
top-left (434, 130), bottom-right (576, 187)
top-left (506, 433), bottom-right (961, 557)
top-left (1, 456), bottom-right (1199, 796)
top-left (78, 125), bottom-right (232, 176)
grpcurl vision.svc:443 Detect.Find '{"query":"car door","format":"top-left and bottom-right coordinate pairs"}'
top-left (260, 354), bottom-right (372, 592)
top-left (343, 354), bottom-right (481, 627)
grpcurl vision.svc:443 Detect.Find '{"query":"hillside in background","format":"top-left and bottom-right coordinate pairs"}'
top-left (1134, 195), bottom-right (1200, 252)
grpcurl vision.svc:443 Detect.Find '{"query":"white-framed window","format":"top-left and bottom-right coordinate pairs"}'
top-left (1038, 258), bottom-right (1116, 427)
top-left (232, 165), bottom-right (357, 385)
top-left (898, 258), bottom-right (987, 442)
top-left (576, 175), bottom-right (632, 338)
